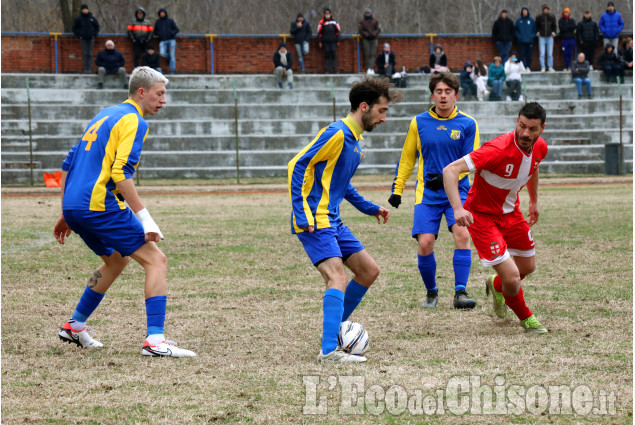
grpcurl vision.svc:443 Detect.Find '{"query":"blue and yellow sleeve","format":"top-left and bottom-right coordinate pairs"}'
top-left (288, 128), bottom-right (344, 230)
top-left (391, 117), bottom-right (420, 196)
top-left (110, 114), bottom-right (147, 183)
top-left (344, 183), bottom-right (380, 216)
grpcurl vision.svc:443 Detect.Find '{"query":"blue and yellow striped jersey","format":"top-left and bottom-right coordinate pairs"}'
top-left (392, 105), bottom-right (479, 205)
top-left (62, 100), bottom-right (149, 212)
top-left (288, 115), bottom-right (380, 234)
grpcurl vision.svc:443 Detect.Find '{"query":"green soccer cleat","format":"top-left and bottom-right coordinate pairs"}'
top-left (520, 315), bottom-right (548, 334)
top-left (485, 275), bottom-right (507, 318)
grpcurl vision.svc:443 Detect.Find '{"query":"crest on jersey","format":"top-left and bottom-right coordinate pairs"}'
top-left (450, 130), bottom-right (461, 140)
top-left (490, 241), bottom-right (501, 256)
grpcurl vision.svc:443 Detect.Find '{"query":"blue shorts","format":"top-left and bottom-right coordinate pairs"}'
top-left (63, 209), bottom-right (146, 257)
top-left (412, 200), bottom-right (464, 239)
top-left (296, 224), bottom-right (364, 266)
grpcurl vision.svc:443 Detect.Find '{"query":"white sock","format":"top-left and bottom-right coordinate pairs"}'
top-left (146, 334), bottom-right (165, 346)
top-left (69, 319), bottom-right (86, 332)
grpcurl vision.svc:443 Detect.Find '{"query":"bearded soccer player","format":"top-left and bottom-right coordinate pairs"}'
top-left (288, 78), bottom-right (401, 363)
top-left (389, 72), bottom-right (480, 310)
top-left (53, 67), bottom-right (196, 356)
top-left (443, 102), bottom-right (548, 334)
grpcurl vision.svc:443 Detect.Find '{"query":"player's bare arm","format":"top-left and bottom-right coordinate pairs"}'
top-left (526, 169), bottom-right (540, 226)
top-left (116, 178), bottom-right (163, 242)
top-left (443, 158), bottom-right (473, 227)
top-left (375, 207), bottom-right (390, 224)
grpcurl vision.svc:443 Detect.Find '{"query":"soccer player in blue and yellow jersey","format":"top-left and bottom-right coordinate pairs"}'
top-left (289, 78), bottom-right (401, 363)
top-left (389, 72), bottom-right (480, 310)
top-left (53, 67), bottom-right (196, 357)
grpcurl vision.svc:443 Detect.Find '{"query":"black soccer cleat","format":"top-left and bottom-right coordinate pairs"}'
top-left (421, 290), bottom-right (438, 308)
top-left (454, 289), bottom-right (477, 309)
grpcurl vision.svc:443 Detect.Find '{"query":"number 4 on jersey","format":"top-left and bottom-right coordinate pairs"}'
top-left (82, 116), bottom-right (108, 151)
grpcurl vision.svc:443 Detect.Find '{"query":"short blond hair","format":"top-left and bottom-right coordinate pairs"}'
top-left (128, 66), bottom-right (169, 95)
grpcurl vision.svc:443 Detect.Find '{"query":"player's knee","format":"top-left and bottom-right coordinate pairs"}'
top-left (366, 263), bottom-right (381, 284)
top-left (150, 251), bottom-right (168, 274)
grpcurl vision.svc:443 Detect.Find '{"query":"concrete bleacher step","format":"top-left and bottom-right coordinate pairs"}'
top-left (2, 72), bottom-right (633, 183)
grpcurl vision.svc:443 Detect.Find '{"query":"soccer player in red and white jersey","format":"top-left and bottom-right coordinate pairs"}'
top-left (443, 102), bottom-right (548, 333)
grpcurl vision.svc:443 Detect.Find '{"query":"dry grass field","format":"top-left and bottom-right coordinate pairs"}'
top-left (1, 178), bottom-right (632, 424)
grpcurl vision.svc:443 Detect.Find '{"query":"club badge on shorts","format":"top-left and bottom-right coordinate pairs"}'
top-left (450, 130), bottom-right (461, 140)
top-left (490, 240), bottom-right (501, 257)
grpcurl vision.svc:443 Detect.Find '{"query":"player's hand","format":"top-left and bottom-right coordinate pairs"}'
top-left (145, 232), bottom-right (163, 242)
top-left (53, 214), bottom-right (72, 244)
top-left (375, 207), bottom-right (390, 224)
top-left (527, 202), bottom-right (540, 226)
top-left (453, 207), bottom-right (474, 227)
top-left (388, 194), bottom-right (401, 208)
top-left (319, 42), bottom-right (322, 48)
top-left (302, 225), bottom-right (315, 233)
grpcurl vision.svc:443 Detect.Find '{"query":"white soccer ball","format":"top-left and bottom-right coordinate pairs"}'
top-left (338, 321), bottom-right (369, 355)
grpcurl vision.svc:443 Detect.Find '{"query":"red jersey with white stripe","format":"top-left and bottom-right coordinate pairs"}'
top-left (463, 131), bottom-right (547, 215)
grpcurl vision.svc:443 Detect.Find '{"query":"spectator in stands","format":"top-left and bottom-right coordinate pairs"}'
top-left (492, 9), bottom-right (515, 65)
top-left (95, 40), bottom-right (127, 90)
top-left (571, 53), bottom-right (592, 98)
top-left (127, 7), bottom-right (153, 68)
top-left (504, 52), bottom-right (526, 101)
top-left (460, 61), bottom-right (477, 100)
top-left (318, 8), bottom-right (341, 73)
top-left (577, 10), bottom-right (600, 66)
top-left (558, 7), bottom-right (577, 71)
top-left (375, 43), bottom-right (396, 77)
top-left (598, 43), bottom-right (624, 83)
top-left (142, 44), bottom-right (161, 73)
top-left (487, 56), bottom-right (505, 100)
top-left (619, 38), bottom-right (633, 72)
top-left (359, 8), bottom-right (381, 74)
top-left (599, 2), bottom-right (624, 49)
top-left (73, 4), bottom-right (100, 74)
top-left (472, 59), bottom-right (489, 101)
top-left (515, 6), bottom-right (536, 69)
top-left (429, 44), bottom-right (449, 73)
top-left (154, 8), bottom-right (179, 75)
top-left (290, 13), bottom-right (312, 73)
top-left (536, 4), bottom-right (557, 72)
top-left (273, 42), bottom-right (293, 89)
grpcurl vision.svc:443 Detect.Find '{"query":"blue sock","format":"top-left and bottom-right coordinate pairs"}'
top-left (145, 295), bottom-right (167, 337)
top-left (342, 280), bottom-right (369, 322)
top-left (321, 288), bottom-right (344, 355)
top-left (71, 286), bottom-right (105, 323)
top-left (453, 249), bottom-right (472, 292)
top-left (418, 253), bottom-right (437, 292)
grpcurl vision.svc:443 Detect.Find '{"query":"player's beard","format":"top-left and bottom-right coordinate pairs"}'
top-left (361, 109), bottom-right (377, 132)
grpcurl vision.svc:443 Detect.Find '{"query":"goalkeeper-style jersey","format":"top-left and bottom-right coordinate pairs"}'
top-left (62, 100), bottom-right (148, 212)
top-left (391, 105), bottom-right (479, 205)
top-left (288, 115), bottom-right (380, 234)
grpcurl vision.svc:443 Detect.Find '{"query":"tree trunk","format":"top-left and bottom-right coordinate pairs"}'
top-left (60, 0), bottom-right (72, 32)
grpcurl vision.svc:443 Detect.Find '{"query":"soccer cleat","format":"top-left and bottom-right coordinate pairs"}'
top-left (141, 340), bottom-right (196, 357)
top-left (520, 315), bottom-right (548, 334)
top-left (453, 289), bottom-right (477, 309)
top-left (58, 321), bottom-right (103, 349)
top-left (317, 348), bottom-right (367, 363)
top-left (421, 290), bottom-right (438, 308)
top-left (485, 275), bottom-right (507, 318)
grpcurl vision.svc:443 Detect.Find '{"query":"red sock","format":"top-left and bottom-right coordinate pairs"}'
top-left (503, 286), bottom-right (532, 321)
top-left (493, 275), bottom-right (503, 292)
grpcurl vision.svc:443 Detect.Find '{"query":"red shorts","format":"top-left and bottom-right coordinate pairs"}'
top-left (466, 207), bottom-right (535, 266)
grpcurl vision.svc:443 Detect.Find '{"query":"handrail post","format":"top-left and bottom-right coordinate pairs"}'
top-left (50, 32), bottom-right (62, 73)
top-left (206, 34), bottom-right (216, 74)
